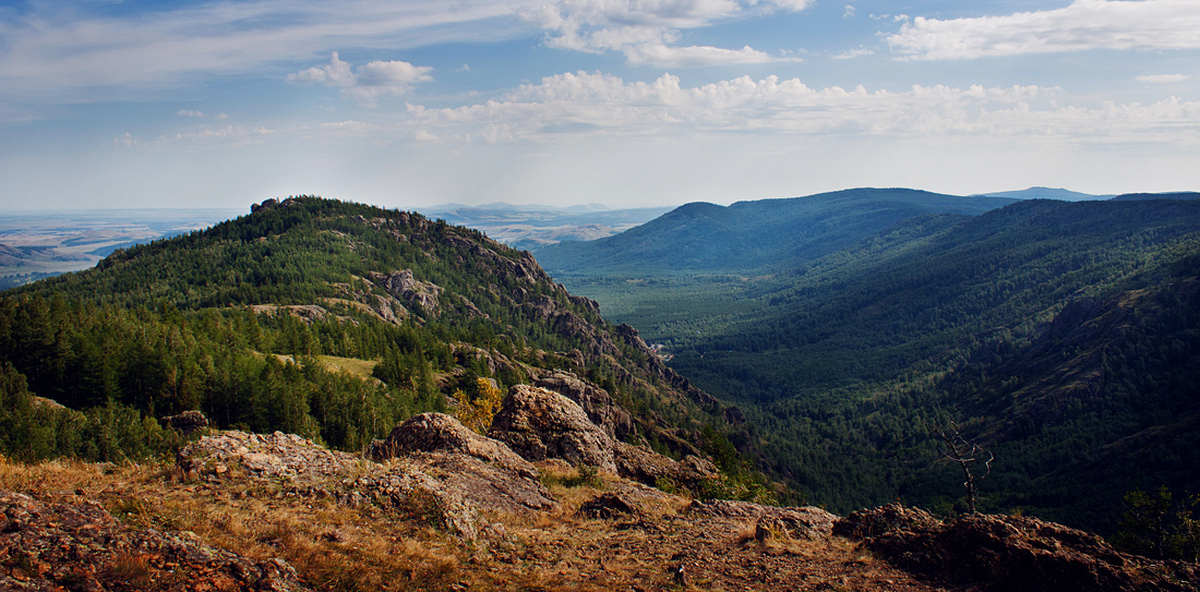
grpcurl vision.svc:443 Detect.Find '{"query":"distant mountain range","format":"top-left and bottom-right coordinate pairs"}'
top-left (535, 188), bottom-right (1017, 277)
top-left (976, 186), bottom-right (1115, 201)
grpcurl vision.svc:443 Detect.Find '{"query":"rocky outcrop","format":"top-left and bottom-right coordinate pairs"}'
top-left (834, 503), bottom-right (1200, 592)
top-left (250, 197), bottom-right (301, 213)
top-left (488, 385), bottom-right (618, 472)
top-left (488, 385), bottom-right (722, 492)
top-left (689, 499), bottom-right (837, 541)
top-left (369, 413), bottom-right (536, 477)
top-left (175, 425), bottom-right (550, 540)
top-left (533, 371), bottom-right (633, 440)
top-left (366, 412), bottom-right (555, 514)
top-left (160, 410), bottom-right (209, 435)
top-left (0, 490), bottom-right (315, 592)
top-left (612, 442), bottom-right (718, 491)
top-left (368, 270), bottom-right (443, 313)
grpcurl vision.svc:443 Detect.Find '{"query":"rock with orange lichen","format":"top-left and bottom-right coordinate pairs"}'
top-left (0, 490), bottom-right (314, 592)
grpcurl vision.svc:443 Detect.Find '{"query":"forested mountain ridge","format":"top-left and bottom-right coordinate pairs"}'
top-left (536, 187), bottom-right (1016, 276)
top-left (542, 194), bottom-right (1200, 535)
top-left (0, 196), bottom-right (735, 478)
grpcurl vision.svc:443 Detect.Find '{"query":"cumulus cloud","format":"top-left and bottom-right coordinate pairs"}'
top-left (289, 53), bottom-right (433, 102)
top-left (888, 0), bottom-right (1200, 60)
top-left (523, 0), bottom-right (812, 66)
top-left (1137, 74), bottom-right (1192, 84)
top-left (397, 70), bottom-right (1200, 145)
top-left (177, 109), bottom-right (206, 117)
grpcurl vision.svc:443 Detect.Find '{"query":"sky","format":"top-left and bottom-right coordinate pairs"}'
top-left (2, 0), bottom-right (1200, 211)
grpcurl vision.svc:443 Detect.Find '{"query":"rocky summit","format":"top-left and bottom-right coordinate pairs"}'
top-left (4, 383), bottom-right (1195, 592)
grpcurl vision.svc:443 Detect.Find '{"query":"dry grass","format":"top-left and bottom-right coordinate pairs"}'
top-left (0, 454), bottom-right (952, 592)
top-left (315, 355), bottom-right (379, 380)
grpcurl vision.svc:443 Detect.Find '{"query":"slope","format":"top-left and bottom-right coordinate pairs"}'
top-left (0, 196), bottom-right (731, 476)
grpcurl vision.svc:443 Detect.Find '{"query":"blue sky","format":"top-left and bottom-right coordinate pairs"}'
top-left (2, 0), bottom-right (1199, 211)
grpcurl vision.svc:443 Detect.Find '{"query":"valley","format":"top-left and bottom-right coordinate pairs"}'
top-left (539, 190), bottom-right (1200, 535)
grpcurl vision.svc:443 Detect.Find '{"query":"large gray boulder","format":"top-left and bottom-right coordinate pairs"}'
top-left (488, 385), bottom-right (618, 472)
top-left (533, 371), bottom-right (634, 440)
top-left (369, 412), bottom-right (538, 479)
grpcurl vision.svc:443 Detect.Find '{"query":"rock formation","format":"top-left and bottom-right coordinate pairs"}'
top-left (487, 384), bottom-right (618, 472)
top-left (834, 503), bottom-right (1200, 592)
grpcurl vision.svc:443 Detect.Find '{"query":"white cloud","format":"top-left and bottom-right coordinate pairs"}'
top-left (397, 71), bottom-right (1200, 145)
top-left (289, 53), bottom-right (433, 102)
top-left (623, 43), bottom-right (780, 66)
top-left (833, 48), bottom-right (873, 60)
top-left (524, 0), bottom-right (812, 66)
top-left (0, 0), bottom-right (523, 104)
top-left (888, 0), bottom-right (1200, 60)
top-left (1137, 74), bottom-right (1192, 84)
top-left (113, 132), bottom-right (138, 147)
top-left (168, 125), bottom-right (274, 145)
top-left (844, 5), bottom-right (855, 19)
top-left (177, 109), bottom-right (206, 117)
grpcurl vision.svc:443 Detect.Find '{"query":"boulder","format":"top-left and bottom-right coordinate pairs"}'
top-left (488, 385), bottom-right (617, 472)
top-left (689, 499), bottom-right (837, 541)
top-left (533, 371), bottom-right (634, 440)
top-left (578, 492), bottom-right (639, 520)
top-left (160, 409), bottom-right (209, 435)
top-left (368, 412), bottom-right (538, 479)
top-left (613, 442), bottom-right (718, 491)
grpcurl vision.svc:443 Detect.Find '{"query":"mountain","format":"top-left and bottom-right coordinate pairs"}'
top-left (1110, 191), bottom-right (1200, 201)
top-left (536, 188), bottom-right (1016, 278)
top-left (979, 186), bottom-right (1113, 201)
top-left (0, 196), bottom-right (744, 491)
top-left (541, 193), bottom-right (1200, 534)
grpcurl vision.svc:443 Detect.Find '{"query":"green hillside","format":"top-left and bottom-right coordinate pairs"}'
top-left (0, 197), bottom-right (728, 471)
top-left (536, 188), bottom-right (1015, 277)
top-left (545, 195), bottom-right (1200, 534)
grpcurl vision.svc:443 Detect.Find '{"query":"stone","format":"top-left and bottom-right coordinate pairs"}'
top-left (488, 385), bottom-right (617, 473)
top-left (533, 372), bottom-right (634, 440)
top-left (368, 412), bottom-right (538, 479)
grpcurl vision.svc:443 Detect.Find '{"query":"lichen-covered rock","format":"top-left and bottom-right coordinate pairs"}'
top-left (367, 412), bottom-right (556, 514)
top-left (160, 409), bottom-right (210, 435)
top-left (578, 492), bottom-right (639, 520)
top-left (0, 490), bottom-right (315, 592)
top-left (533, 372), bottom-right (633, 440)
top-left (368, 412), bottom-right (538, 479)
top-left (834, 503), bottom-right (1200, 592)
top-left (177, 430), bottom-right (360, 486)
top-left (488, 385), bottom-right (618, 472)
top-left (689, 499), bottom-right (837, 541)
top-left (613, 442), bottom-right (718, 491)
